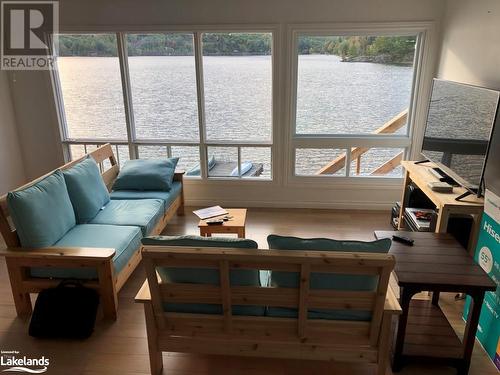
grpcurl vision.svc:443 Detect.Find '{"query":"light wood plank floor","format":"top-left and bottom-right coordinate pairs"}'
top-left (0, 208), bottom-right (497, 375)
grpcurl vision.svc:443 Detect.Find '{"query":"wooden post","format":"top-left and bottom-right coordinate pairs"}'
top-left (5, 259), bottom-right (32, 317)
top-left (144, 302), bottom-right (163, 375)
top-left (376, 313), bottom-right (392, 375)
top-left (97, 259), bottom-right (118, 321)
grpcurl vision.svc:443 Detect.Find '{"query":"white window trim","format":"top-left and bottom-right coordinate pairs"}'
top-left (284, 21), bottom-right (437, 186)
top-left (51, 25), bottom-right (280, 184)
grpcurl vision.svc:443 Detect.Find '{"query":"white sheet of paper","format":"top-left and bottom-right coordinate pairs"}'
top-left (193, 206), bottom-right (228, 220)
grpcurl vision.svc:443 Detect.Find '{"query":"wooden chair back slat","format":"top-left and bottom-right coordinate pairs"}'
top-left (158, 283), bottom-right (376, 310)
top-left (297, 263), bottom-right (310, 338)
top-left (142, 246), bottom-right (395, 345)
top-left (219, 260), bottom-right (232, 332)
top-left (161, 313), bottom-right (372, 345)
top-left (0, 144), bottom-right (118, 247)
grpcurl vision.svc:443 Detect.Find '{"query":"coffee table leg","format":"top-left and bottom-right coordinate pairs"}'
top-left (199, 228), bottom-right (211, 237)
top-left (459, 292), bottom-right (485, 375)
top-left (237, 228), bottom-right (246, 238)
top-left (432, 291), bottom-right (440, 306)
top-left (393, 287), bottom-right (417, 372)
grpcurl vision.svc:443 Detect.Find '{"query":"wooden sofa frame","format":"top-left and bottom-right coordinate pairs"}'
top-left (0, 144), bottom-right (184, 320)
top-left (136, 246), bottom-right (402, 375)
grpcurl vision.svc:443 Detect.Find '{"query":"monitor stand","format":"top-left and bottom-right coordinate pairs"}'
top-left (428, 167), bottom-right (460, 187)
top-left (455, 188), bottom-right (480, 202)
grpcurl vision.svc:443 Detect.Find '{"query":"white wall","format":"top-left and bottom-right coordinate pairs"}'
top-left (8, 71), bottom-right (65, 180)
top-left (9, 0), bottom-right (446, 208)
top-left (437, 0), bottom-right (500, 89)
top-left (0, 71), bottom-right (26, 195)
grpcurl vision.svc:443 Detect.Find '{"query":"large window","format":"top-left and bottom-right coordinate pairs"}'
top-left (202, 33), bottom-right (272, 142)
top-left (54, 26), bottom-right (428, 186)
top-left (291, 33), bottom-right (419, 179)
top-left (55, 31), bottom-right (274, 180)
top-left (57, 34), bottom-right (126, 140)
top-left (127, 34), bottom-right (199, 141)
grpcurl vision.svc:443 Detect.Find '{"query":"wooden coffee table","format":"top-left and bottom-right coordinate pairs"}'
top-left (374, 230), bottom-right (496, 375)
top-left (198, 208), bottom-right (247, 238)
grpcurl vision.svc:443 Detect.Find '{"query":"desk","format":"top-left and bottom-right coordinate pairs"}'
top-left (375, 230), bottom-right (496, 375)
top-left (398, 161), bottom-right (484, 254)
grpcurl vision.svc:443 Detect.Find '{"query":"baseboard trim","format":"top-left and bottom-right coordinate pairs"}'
top-left (185, 198), bottom-right (394, 210)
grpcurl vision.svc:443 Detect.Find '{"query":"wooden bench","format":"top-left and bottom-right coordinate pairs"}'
top-left (135, 245), bottom-right (401, 374)
top-left (0, 144), bottom-right (184, 320)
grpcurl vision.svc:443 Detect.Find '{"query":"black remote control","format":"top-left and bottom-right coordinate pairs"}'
top-left (392, 235), bottom-right (414, 246)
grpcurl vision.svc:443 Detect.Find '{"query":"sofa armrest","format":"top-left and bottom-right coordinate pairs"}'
top-left (0, 247), bottom-right (115, 260)
top-left (135, 279), bottom-right (151, 303)
top-left (384, 287), bottom-right (402, 315)
top-left (173, 170), bottom-right (185, 182)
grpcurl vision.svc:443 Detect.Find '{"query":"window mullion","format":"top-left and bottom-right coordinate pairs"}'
top-left (116, 32), bottom-right (137, 159)
top-left (194, 31), bottom-right (208, 179)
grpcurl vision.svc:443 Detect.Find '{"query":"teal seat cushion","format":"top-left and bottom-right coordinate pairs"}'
top-left (110, 181), bottom-right (182, 211)
top-left (30, 224), bottom-right (142, 279)
top-left (63, 157), bottom-right (110, 223)
top-left (90, 199), bottom-right (164, 236)
top-left (141, 235), bottom-right (264, 316)
top-left (266, 234), bottom-right (391, 321)
top-left (7, 170), bottom-right (76, 248)
top-left (112, 158), bottom-right (179, 192)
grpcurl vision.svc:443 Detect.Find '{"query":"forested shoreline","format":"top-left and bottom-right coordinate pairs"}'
top-left (58, 34), bottom-right (416, 64)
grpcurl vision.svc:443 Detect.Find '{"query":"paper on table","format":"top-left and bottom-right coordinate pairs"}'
top-left (193, 206), bottom-right (228, 220)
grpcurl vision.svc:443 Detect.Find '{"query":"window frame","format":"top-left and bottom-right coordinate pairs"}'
top-left (51, 26), bottom-right (279, 183)
top-left (285, 22), bottom-right (433, 185)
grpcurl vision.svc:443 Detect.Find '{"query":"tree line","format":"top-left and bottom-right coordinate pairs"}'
top-left (58, 34), bottom-right (415, 63)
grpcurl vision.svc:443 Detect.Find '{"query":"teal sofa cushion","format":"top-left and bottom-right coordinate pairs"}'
top-left (7, 170), bottom-right (76, 248)
top-left (90, 199), bottom-right (164, 236)
top-left (112, 158), bottom-right (179, 192)
top-left (63, 157), bottom-right (110, 223)
top-left (110, 181), bottom-right (182, 211)
top-left (141, 235), bottom-right (264, 316)
top-left (266, 234), bottom-right (391, 321)
top-left (30, 224), bottom-right (142, 279)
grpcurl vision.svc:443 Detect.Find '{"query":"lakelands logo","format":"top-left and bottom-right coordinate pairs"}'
top-left (0, 351), bottom-right (49, 373)
top-left (1, 1), bottom-right (58, 70)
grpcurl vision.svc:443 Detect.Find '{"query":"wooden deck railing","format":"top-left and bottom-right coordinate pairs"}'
top-left (316, 109), bottom-right (408, 176)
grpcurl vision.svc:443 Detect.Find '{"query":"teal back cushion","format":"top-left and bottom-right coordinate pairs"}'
top-left (266, 234), bottom-right (391, 320)
top-left (141, 235), bottom-right (264, 316)
top-left (112, 158), bottom-right (178, 192)
top-left (63, 157), bottom-right (110, 223)
top-left (7, 170), bottom-right (76, 248)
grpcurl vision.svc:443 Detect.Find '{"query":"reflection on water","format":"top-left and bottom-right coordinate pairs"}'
top-left (58, 55), bottom-right (414, 177)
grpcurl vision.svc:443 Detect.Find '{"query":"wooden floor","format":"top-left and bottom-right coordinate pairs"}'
top-left (0, 208), bottom-right (497, 375)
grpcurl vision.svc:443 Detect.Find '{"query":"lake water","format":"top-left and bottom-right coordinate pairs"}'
top-left (57, 55), bottom-right (414, 177)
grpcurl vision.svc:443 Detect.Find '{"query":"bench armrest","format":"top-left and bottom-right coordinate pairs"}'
top-left (384, 287), bottom-right (402, 315)
top-left (135, 279), bottom-right (151, 303)
top-left (173, 170), bottom-right (185, 182)
top-left (0, 247), bottom-right (115, 260)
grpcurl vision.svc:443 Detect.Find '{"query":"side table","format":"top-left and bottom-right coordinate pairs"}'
top-left (375, 230), bottom-right (496, 375)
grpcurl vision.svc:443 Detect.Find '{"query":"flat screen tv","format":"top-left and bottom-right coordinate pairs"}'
top-left (421, 79), bottom-right (500, 199)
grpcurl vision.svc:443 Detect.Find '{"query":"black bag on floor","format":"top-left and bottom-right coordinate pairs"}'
top-left (29, 280), bottom-right (99, 339)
